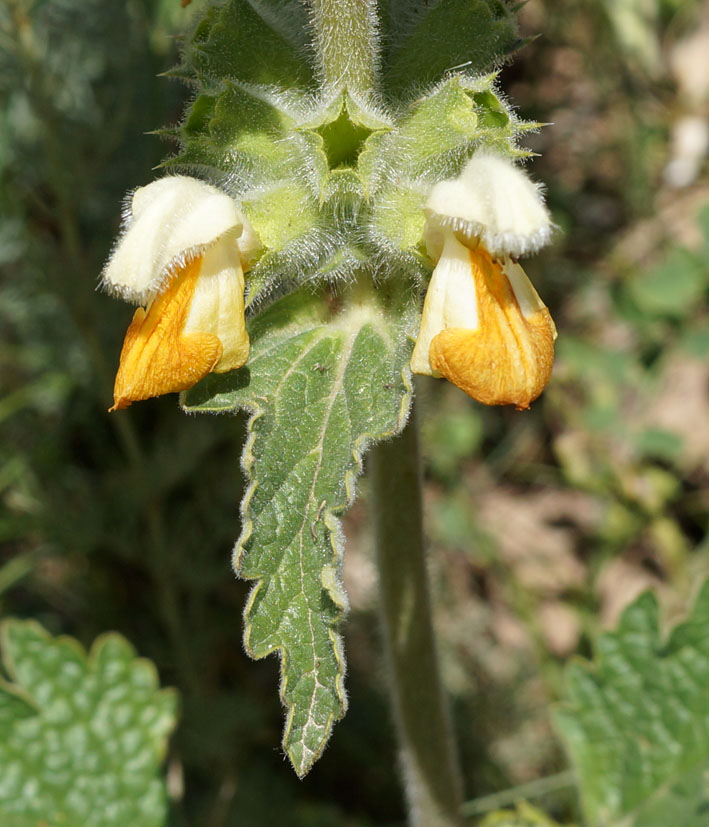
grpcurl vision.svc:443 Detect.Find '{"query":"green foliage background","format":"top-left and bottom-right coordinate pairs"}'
top-left (1, 0), bottom-right (708, 824)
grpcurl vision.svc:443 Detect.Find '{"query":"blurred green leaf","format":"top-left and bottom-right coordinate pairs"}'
top-left (697, 205), bottom-right (709, 252)
top-left (558, 338), bottom-right (636, 385)
top-left (632, 428), bottom-right (683, 463)
top-left (422, 406), bottom-right (483, 481)
top-left (626, 248), bottom-right (705, 318)
top-left (556, 581), bottom-right (709, 826)
top-left (679, 325), bottom-right (709, 358)
top-left (0, 620), bottom-right (177, 826)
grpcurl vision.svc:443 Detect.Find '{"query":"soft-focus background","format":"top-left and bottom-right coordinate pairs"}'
top-left (1, 0), bottom-right (708, 824)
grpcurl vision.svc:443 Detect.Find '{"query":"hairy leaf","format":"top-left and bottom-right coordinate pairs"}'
top-left (183, 0), bottom-right (315, 91)
top-left (183, 281), bottom-right (417, 775)
top-left (556, 581), bottom-right (709, 826)
top-left (168, 83), bottom-right (300, 182)
top-left (381, 0), bottom-right (519, 99)
top-left (383, 77), bottom-right (481, 181)
top-left (0, 620), bottom-right (177, 827)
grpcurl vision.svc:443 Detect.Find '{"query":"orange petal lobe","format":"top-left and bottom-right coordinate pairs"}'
top-left (110, 256), bottom-right (222, 410)
top-left (429, 247), bottom-right (555, 410)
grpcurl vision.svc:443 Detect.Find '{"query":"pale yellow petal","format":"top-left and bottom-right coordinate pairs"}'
top-left (424, 151), bottom-right (553, 259)
top-left (183, 240), bottom-right (250, 373)
top-left (102, 176), bottom-right (255, 304)
top-left (504, 258), bottom-right (558, 340)
top-left (410, 233), bottom-right (479, 375)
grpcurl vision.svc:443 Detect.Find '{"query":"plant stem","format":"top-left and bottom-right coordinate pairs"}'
top-left (371, 403), bottom-right (464, 827)
top-left (460, 770), bottom-right (577, 819)
top-left (308, 0), bottom-right (378, 96)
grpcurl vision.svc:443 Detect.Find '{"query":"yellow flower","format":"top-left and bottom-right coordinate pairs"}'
top-left (411, 152), bottom-right (557, 410)
top-left (101, 176), bottom-right (259, 411)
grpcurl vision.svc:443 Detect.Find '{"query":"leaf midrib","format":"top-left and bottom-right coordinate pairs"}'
top-left (285, 319), bottom-right (356, 748)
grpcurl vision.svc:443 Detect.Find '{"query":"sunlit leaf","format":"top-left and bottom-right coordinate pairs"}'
top-left (183, 281), bottom-right (417, 775)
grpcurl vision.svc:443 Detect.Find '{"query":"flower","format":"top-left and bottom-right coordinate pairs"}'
top-left (102, 176), bottom-right (259, 411)
top-left (410, 151), bottom-right (557, 410)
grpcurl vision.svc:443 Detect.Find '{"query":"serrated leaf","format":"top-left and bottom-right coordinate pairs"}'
top-left (0, 620), bottom-right (177, 827)
top-left (183, 280), bottom-right (417, 775)
top-left (555, 581), bottom-right (709, 826)
top-left (382, 0), bottom-right (519, 99)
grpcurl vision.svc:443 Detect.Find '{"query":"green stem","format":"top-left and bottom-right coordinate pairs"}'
top-left (460, 770), bottom-right (576, 819)
top-left (308, 0), bottom-right (378, 96)
top-left (371, 403), bottom-right (464, 827)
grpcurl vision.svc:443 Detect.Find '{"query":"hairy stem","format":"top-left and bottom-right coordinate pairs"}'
top-left (307, 0), bottom-right (379, 96)
top-left (371, 403), bottom-right (464, 827)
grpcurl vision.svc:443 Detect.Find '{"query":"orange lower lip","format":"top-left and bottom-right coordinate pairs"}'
top-left (429, 247), bottom-right (555, 409)
top-left (110, 256), bottom-right (222, 410)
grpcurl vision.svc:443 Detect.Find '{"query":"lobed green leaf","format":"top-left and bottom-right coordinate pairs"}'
top-left (556, 581), bottom-right (709, 826)
top-left (0, 620), bottom-right (177, 827)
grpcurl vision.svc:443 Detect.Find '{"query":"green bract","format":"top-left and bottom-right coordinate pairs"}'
top-left (171, 0), bottom-right (530, 775)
